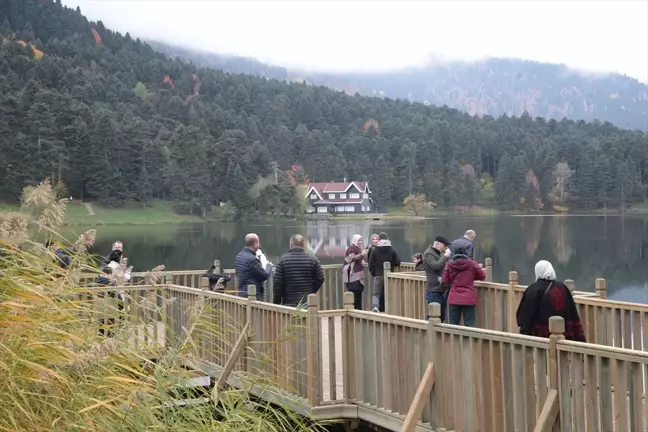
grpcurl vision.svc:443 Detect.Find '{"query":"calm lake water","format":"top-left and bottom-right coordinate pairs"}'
top-left (85, 215), bottom-right (648, 303)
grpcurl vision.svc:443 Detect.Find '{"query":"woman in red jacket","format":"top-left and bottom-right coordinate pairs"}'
top-left (442, 246), bottom-right (486, 326)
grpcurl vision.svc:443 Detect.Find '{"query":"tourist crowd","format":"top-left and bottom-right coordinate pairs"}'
top-left (76, 229), bottom-right (584, 342)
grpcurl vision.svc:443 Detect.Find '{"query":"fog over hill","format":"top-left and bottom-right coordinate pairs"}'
top-left (150, 40), bottom-right (648, 131)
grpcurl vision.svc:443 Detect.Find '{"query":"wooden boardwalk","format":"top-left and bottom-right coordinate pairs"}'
top-left (88, 276), bottom-right (648, 432)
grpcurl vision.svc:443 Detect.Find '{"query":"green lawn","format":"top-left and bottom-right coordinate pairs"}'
top-left (0, 201), bottom-right (221, 226)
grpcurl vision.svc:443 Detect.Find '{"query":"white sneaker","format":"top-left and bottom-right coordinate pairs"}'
top-left (372, 307), bottom-right (379, 313)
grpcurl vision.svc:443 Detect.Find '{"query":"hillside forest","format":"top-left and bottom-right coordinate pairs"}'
top-left (1, 0), bottom-right (648, 217)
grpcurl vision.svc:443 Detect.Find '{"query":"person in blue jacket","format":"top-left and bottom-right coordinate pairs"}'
top-left (234, 233), bottom-right (271, 300)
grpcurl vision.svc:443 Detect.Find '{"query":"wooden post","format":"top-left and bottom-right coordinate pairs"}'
top-left (342, 291), bottom-right (354, 402)
top-left (200, 276), bottom-right (209, 292)
top-left (564, 279), bottom-right (575, 292)
top-left (427, 302), bottom-right (442, 428)
top-left (383, 261), bottom-right (392, 314)
top-left (508, 271), bottom-right (518, 333)
top-left (164, 275), bottom-right (175, 348)
top-left (247, 285), bottom-right (257, 302)
top-left (595, 278), bottom-right (607, 299)
top-left (246, 285), bottom-right (256, 373)
top-left (402, 362), bottom-right (435, 432)
top-left (485, 257), bottom-right (492, 282)
top-left (306, 293), bottom-right (321, 406)
top-left (545, 316), bottom-right (565, 432)
top-left (548, 316), bottom-right (565, 390)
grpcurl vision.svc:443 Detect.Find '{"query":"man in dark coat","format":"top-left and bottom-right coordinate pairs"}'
top-left (422, 236), bottom-right (452, 321)
top-left (234, 233), bottom-right (270, 300)
top-left (451, 230), bottom-right (475, 259)
top-left (273, 234), bottom-right (325, 307)
top-left (367, 232), bottom-right (401, 312)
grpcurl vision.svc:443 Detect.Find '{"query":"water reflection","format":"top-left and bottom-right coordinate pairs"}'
top-left (89, 215), bottom-right (648, 303)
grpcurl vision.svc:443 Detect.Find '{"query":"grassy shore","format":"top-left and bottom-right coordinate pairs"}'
top-left (4, 200), bottom-right (648, 226)
top-left (0, 201), bottom-right (225, 226)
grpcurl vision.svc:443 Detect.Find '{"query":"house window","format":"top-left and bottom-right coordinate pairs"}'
top-left (317, 207), bottom-right (327, 213)
top-left (345, 206), bottom-right (355, 212)
top-left (339, 193), bottom-right (347, 199)
top-left (336, 205), bottom-right (345, 212)
top-left (307, 206), bottom-right (315, 213)
top-left (328, 194), bottom-right (336, 199)
top-left (310, 194), bottom-right (318, 199)
top-left (363, 193), bottom-right (369, 199)
top-left (349, 193), bottom-right (360, 199)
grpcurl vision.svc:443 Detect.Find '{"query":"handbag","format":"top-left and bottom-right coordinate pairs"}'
top-left (442, 271), bottom-right (457, 300)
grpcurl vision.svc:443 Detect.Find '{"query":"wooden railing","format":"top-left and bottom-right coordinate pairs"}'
top-left (81, 261), bottom-right (418, 310)
top-left (85, 256), bottom-right (648, 357)
top-left (79, 280), bottom-right (648, 431)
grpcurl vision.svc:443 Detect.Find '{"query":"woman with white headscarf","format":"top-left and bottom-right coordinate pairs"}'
top-left (342, 234), bottom-right (367, 310)
top-left (516, 260), bottom-right (585, 341)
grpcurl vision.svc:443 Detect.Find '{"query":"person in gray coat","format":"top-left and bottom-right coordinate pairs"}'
top-left (422, 236), bottom-right (452, 321)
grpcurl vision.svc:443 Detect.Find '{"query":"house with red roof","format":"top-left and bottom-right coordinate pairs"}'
top-left (305, 179), bottom-right (373, 214)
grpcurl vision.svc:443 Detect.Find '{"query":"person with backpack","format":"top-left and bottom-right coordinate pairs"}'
top-left (516, 260), bottom-right (585, 341)
top-left (442, 246), bottom-right (485, 327)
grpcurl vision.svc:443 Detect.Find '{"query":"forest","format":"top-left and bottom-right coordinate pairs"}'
top-left (1, 0), bottom-right (648, 216)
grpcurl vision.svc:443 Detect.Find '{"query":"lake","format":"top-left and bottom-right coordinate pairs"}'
top-left (85, 215), bottom-right (648, 303)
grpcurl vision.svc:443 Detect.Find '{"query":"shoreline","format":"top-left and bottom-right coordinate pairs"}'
top-left (3, 201), bottom-right (648, 227)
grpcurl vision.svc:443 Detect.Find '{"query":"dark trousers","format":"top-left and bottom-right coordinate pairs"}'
top-left (99, 292), bottom-right (124, 337)
top-left (448, 304), bottom-right (476, 327)
top-left (347, 281), bottom-right (364, 310)
top-left (425, 291), bottom-right (447, 322)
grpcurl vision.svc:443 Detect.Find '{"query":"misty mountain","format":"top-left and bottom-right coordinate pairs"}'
top-left (147, 40), bottom-right (290, 81)
top-left (153, 41), bottom-right (648, 131)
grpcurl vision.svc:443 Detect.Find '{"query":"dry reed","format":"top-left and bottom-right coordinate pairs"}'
top-left (0, 179), bottom-right (325, 431)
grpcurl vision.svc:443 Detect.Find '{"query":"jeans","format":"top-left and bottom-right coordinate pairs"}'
top-left (425, 291), bottom-right (446, 322)
top-left (372, 276), bottom-right (385, 311)
top-left (447, 304), bottom-right (476, 327)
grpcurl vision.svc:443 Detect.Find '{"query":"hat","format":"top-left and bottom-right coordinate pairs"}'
top-left (454, 246), bottom-right (468, 257)
top-left (435, 236), bottom-right (451, 247)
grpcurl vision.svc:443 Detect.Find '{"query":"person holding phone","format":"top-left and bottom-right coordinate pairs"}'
top-left (422, 236), bottom-right (452, 321)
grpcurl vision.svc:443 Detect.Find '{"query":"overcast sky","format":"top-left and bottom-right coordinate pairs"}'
top-left (62, 0), bottom-right (648, 82)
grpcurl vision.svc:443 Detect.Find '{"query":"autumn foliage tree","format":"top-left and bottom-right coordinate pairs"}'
top-left (403, 194), bottom-right (435, 216)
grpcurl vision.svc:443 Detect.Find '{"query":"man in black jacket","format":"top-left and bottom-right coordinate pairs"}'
top-left (273, 234), bottom-right (325, 307)
top-left (368, 232), bottom-right (401, 312)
